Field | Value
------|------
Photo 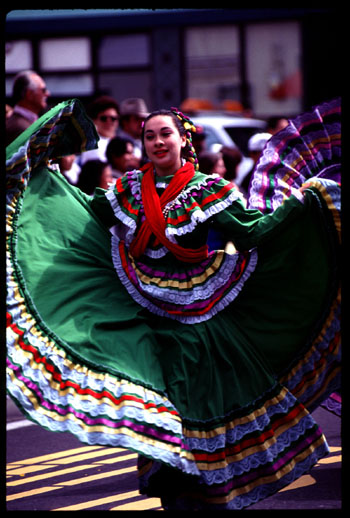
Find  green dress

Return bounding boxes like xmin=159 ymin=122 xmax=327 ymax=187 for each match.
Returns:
xmin=6 ymin=98 xmax=340 ymax=510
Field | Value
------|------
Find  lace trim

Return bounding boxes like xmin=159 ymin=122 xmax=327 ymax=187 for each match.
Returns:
xmin=110 ymin=235 xmax=258 ymax=324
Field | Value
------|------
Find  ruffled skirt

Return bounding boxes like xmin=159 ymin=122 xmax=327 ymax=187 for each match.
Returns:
xmin=6 ymin=98 xmax=341 ymax=510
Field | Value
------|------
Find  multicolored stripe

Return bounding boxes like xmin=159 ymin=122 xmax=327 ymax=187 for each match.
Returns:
xmin=248 ymin=99 xmax=341 ymax=416
xmin=111 ymin=238 xmax=257 ymax=323
xmin=6 ymin=294 xmax=329 ymax=510
xmin=107 ymin=171 xmax=256 ymax=323
xmin=248 ymin=97 xmax=341 ymax=214
xmin=138 ymin=384 xmax=329 ymax=509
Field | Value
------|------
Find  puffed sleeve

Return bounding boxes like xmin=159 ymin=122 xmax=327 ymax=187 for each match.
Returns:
xmin=210 ymin=193 xmax=307 ymax=251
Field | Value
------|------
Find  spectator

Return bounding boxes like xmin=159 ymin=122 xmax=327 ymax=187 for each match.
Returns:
xmin=106 ymin=136 xmax=140 ymax=180
xmin=76 ymin=159 xmax=114 ymax=195
xmin=6 ymin=70 xmax=50 ymax=145
xmin=221 ymin=146 xmax=242 ymax=183
xmin=266 ymin=115 xmax=289 ymax=135
xmin=118 ymin=98 xmax=149 ymax=162
xmin=82 ymin=95 xmax=120 ymax=164
xmin=198 ymin=150 xmax=236 ymax=252
xmin=66 ymin=95 xmax=120 ymax=184
xmin=56 ymin=155 xmax=78 ymax=184
xmin=198 ymin=151 xmax=226 ymax=178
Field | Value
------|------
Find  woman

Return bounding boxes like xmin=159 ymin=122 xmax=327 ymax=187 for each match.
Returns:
xmin=106 ymin=136 xmax=139 ymax=179
xmin=198 ymin=150 xmax=227 ymax=177
xmin=76 ymin=159 xmax=114 ymax=195
xmin=6 ymin=99 xmax=340 ymax=510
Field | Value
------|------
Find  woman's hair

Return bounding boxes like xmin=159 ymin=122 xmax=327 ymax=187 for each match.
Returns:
xmin=141 ymin=108 xmax=199 ymax=170
xmin=86 ymin=95 xmax=120 ymax=120
xmin=197 ymin=151 xmax=222 ymax=175
xmin=106 ymin=136 xmax=133 ymax=162
xmin=76 ymin=159 xmax=109 ymax=195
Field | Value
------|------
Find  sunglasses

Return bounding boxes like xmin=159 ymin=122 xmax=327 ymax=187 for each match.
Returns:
xmin=98 ymin=115 xmax=119 ymax=123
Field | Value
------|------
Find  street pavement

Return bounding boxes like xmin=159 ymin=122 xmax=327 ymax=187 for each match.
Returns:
xmin=6 ymin=397 xmax=342 ymax=511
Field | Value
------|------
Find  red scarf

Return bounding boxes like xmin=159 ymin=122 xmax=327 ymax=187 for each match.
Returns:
xmin=129 ymin=161 xmax=208 ymax=263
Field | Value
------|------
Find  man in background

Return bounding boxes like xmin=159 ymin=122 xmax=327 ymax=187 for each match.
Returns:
xmin=6 ymin=70 xmax=50 ymax=146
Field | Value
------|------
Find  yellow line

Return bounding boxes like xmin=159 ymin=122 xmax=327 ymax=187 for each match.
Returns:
xmin=6 ymin=448 xmax=129 ymax=476
xmin=279 ymin=474 xmax=316 ymax=493
xmin=59 ymin=465 xmax=136 ymax=486
xmin=51 ymin=490 xmax=141 ymax=511
xmin=7 ymin=463 xmax=101 ymax=487
xmin=40 ymin=447 xmax=127 ymax=465
xmin=7 ymin=453 xmax=137 ymax=487
xmin=110 ymin=497 xmax=162 ymax=510
xmin=6 ymin=445 xmax=105 ymax=467
xmin=92 ymin=452 xmax=137 ymax=464
xmin=7 ymin=463 xmax=58 ymax=476
xmin=6 ymin=485 xmax=62 ymax=501
xmin=316 ymin=454 xmax=341 ymax=465
xmin=329 ymin=446 xmax=341 ymax=453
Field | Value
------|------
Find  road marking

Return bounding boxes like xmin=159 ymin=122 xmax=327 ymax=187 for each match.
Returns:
xmin=7 ymin=463 xmax=59 ymax=476
xmin=317 ymin=454 xmax=341 ymax=465
xmin=40 ymin=447 xmax=131 ymax=465
xmin=110 ymin=497 xmax=162 ymax=510
xmin=7 ymin=445 xmax=106 ymax=467
xmin=280 ymin=474 xmax=316 ymax=492
xmin=58 ymin=465 xmax=136 ymax=487
xmin=6 ymin=485 xmax=62 ymax=501
xmin=7 ymin=420 xmax=36 ymax=431
xmin=7 ymin=442 xmax=341 ymax=510
xmin=51 ymin=490 xmax=143 ymax=511
xmin=7 ymin=463 xmax=106 ymax=487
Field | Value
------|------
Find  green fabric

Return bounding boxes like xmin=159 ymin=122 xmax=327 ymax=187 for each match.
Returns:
xmin=15 ymin=165 xmax=334 ymax=421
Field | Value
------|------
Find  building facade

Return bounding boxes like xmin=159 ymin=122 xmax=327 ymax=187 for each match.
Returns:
xmin=5 ymin=8 xmax=340 ymax=118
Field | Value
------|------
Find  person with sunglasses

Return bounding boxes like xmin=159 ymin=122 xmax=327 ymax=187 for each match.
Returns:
xmin=81 ymin=95 xmax=120 ymax=164
xmin=117 ymin=97 xmax=149 ymax=164
xmin=66 ymin=95 xmax=120 ymax=184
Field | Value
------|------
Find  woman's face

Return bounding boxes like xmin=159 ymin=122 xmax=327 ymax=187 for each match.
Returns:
xmin=143 ymin=115 xmax=186 ymax=176
xmin=213 ymin=157 xmax=226 ymax=177
xmin=94 ymin=108 xmax=119 ymax=139
xmin=99 ymin=164 xmax=114 ymax=189
xmin=111 ymin=142 xmax=136 ymax=173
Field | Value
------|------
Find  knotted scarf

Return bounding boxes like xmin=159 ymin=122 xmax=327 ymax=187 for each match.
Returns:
xmin=129 ymin=161 xmax=209 ymax=263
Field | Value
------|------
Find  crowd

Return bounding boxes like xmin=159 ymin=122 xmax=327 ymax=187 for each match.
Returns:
xmin=6 ymin=69 xmax=288 ymax=200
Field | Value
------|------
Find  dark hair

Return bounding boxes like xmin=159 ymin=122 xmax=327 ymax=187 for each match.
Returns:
xmin=141 ymin=109 xmax=198 ymax=169
xmin=106 ymin=136 xmax=133 ymax=162
xmin=86 ymin=95 xmax=119 ymax=120
xmin=197 ymin=151 xmax=222 ymax=175
xmin=221 ymin=146 xmax=242 ymax=181
xmin=76 ymin=160 xmax=109 ymax=195
xmin=12 ymin=70 xmax=37 ymax=104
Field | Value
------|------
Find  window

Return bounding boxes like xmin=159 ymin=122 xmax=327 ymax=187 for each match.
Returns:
xmin=185 ymin=25 xmax=240 ymax=106
xmin=246 ymin=22 xmax=302 ymax=116
xmin=99 ymin=34 xmax=150 ymax=68
xmin=39 ymin=37 xmax=91 ymax=71
xmin=5 ymin=40 xmax=32 ymax=72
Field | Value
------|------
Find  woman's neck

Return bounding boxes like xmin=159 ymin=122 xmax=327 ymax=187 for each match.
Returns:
xmin=153 ymin=158 xmax=183 ymax=177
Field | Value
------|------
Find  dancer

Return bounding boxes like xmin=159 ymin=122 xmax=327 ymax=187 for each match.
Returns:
xmin=6 ymin=98 xmax=340 ymax=510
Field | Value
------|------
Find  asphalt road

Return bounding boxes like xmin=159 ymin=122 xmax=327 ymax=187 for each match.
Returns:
xmin=6 ymin=397 xmax=341 ymax=511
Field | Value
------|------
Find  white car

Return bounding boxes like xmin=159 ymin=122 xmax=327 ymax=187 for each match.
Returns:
xmin=191 ymin=113 xmax=267 ymax=185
